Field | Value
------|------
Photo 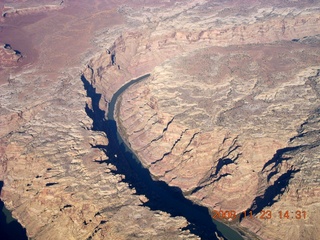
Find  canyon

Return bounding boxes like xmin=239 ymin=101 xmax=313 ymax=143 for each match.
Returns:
xmin=1 ymin=0 xmax=320 ymax=239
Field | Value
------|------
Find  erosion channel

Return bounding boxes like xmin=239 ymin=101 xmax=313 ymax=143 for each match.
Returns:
xmin=81 ymin=73 xmax=244 ymax=240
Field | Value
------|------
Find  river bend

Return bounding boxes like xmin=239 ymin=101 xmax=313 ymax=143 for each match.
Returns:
xmin=81 ymin=74 xmax=244 ymax=240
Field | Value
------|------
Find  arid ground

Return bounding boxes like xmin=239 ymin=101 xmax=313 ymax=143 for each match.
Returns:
xmin=1 ymin=1 xmax=320 ymax=239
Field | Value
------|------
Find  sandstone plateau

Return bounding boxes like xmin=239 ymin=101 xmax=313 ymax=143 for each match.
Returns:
xmin=1 ymin=0 xmax=320 ymax=240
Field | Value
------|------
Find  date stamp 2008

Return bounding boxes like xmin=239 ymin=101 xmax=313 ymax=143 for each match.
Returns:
xmin=211 ymin=209 xmax=307 ymax=220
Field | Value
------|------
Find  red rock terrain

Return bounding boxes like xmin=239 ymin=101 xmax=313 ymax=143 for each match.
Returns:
xmin=1 ymin=0 xmax=320 ymax=239
xmin=117 ymin=43 xmax=320 ymax=239
xmin=0 ymin=1 xmax=200 ymax=239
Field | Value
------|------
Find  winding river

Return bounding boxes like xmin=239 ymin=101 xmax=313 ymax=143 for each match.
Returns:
xmin=82 ymin=73 xmax=244 ymax=240
xmin=0 ymin=73 xmax=245 ymax=240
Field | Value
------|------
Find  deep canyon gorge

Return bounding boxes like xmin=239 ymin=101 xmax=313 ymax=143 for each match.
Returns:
xmin=1 ymin=0 xmax=320 ymax=239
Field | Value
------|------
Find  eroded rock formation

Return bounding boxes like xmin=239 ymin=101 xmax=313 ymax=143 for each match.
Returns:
xmin=117 ymin=42 xmax=320 ymax=239
xmin=0 ymin=43 xmax=22 ymax=68
xmin=85 ymin=1 xmax=320 ymax=239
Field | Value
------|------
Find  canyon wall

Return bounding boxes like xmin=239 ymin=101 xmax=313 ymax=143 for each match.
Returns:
xmin=0 ymin=1 xmax=201 ymax=239
xmin=85 ymin=1 xmax=320 ymax=239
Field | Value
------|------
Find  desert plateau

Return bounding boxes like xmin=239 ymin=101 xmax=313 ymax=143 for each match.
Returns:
xmin=0 ymin=0 xmax=320 ymax=240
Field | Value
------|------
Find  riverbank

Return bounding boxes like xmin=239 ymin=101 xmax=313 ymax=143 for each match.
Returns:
xmin=108 ymin=74 xmax=245 ymax=240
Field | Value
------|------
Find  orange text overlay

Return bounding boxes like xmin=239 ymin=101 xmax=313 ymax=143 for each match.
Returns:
xmin=212 ymin=210 xmax=307 ymax=220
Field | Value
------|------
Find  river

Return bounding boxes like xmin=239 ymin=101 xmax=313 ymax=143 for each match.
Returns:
xmin=0 ymin=182 xmax=27 ymax=240
xmin=0 ymin=73 xmax=244 ymax=240
xmin=81 ymin=73 xmax=245 ymax=240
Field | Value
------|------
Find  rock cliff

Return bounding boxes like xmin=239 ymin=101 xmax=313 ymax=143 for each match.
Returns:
xmin=0 ymin=43 xmax=22 ymax=68
xmin=117 ymin=42 xmax=320 ymax=239
xmin=85 ymin=1 xmax=320 ymax=239
xmin=0 ymin=1 xmax=201 ymax=239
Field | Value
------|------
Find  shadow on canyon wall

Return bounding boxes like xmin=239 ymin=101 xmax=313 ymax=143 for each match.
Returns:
xmin=240 ymin=146 xmax=301 ymax=221
xmin=81 ymin=74 xmax=245 ymax=240
xmin=0 ymin=181 xmax=28 ymax=240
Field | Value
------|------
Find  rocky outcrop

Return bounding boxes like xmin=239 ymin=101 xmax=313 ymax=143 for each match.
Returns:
xmin=0 ymin=43 xmax=22 ymax=68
